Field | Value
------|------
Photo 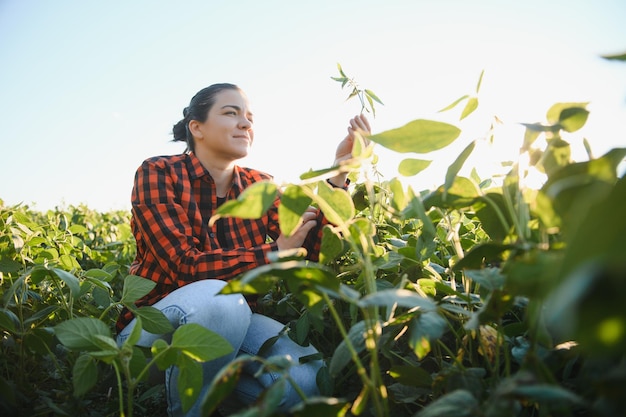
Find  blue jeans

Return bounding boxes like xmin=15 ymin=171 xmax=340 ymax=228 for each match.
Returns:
xmin=117 ymin=279 xmax=322 ymax=417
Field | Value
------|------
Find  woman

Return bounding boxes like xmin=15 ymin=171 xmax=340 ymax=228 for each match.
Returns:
xmin=116 ymin=83 xmax=370 ymax=416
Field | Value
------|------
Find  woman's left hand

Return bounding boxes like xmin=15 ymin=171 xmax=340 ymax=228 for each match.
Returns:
xmin=327 ymin=114 xmax=371 ymax=188
xmin=334 ymin=114 xmax=371 ymax=164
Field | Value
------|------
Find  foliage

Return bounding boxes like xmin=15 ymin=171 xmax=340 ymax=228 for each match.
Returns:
xmin=2 ymin=66 xmax=626 ymax=417
xmin=207 ymin=68 xmax=626 ymax=417
xmin=0 ymin=205 xmax=231 ymax=416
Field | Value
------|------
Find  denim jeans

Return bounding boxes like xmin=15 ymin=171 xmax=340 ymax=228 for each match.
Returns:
xmin=116 ymin=279 xmax=322 ymax=417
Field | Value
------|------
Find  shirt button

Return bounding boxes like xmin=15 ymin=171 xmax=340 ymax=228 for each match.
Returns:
xmin=209 ymin=233 xmax=215 ymax=238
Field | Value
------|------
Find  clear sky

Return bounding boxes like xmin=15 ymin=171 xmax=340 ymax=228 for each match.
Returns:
xmin=1 ymin=0 xmax=625 ymax=212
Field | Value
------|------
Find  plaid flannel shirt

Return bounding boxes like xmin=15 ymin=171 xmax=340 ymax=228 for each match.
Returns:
xmin=116 ymin=152 xmax=326 ymax=332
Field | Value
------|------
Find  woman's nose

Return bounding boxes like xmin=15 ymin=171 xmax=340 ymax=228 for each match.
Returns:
xmin=239 ymin=117 xmax=252 ymax=129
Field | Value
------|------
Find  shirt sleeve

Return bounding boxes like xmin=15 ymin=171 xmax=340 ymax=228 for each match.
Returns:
xmin=131 ymin=159 xmax=278 ymax=287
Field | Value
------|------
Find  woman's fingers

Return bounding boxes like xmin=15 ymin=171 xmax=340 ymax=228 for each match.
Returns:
xmin=347 ymin=114 xmax=371 ymax=137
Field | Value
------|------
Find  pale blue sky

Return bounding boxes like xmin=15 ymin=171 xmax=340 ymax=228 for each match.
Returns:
xmin=1 ymin=0 xmax=625 ymax=211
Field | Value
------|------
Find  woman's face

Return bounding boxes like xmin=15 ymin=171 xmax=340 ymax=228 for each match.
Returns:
xmin=190 ymin=88 xmax=254 ymax=164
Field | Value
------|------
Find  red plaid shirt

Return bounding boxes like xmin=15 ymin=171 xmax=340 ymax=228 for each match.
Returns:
xmin=116 ymin=152 xmax=325 ymax=332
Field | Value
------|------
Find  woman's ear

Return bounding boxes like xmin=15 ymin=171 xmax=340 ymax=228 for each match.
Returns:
xmin=187 ymin=120 xmax=201 ymax=140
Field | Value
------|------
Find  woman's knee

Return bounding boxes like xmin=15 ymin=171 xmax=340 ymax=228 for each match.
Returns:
xmin=162 ymin=280 xmax=252 ymax=348
xmin=155 ymin=280 xmax=248 ymax=319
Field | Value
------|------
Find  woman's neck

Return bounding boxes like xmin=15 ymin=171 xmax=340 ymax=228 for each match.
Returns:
xmin=212 ymin=167 xmax=234 ymax=198
xmin=194 ymin=152 xmax=235 ymax=198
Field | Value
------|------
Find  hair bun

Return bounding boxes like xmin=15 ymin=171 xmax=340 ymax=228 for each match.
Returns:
xmin=183 ymin=107 xmax=189 ymax=118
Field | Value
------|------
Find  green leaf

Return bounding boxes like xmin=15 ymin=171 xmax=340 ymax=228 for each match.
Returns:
xmin=348 ymin=217 xmax=375 ymax=247
xmin=0 ymin=308 xmax=18 ymax=333
xmin=389 ymin=178 xmax=408 ymax=211
xmin=438 ymin=95 xmax=469 ymax=113
xmin=329 ymin=321 xmax=368 ymax=376
xmin=364 ymin=89 xmax=383 ymax=105
xmin=465 ymin=268 xmax=505 ymax=291
xmin=54 ymin=317 xmax=112 ymax=351
xmin=23 ymin=328 xmax=55 ymax=356
xmin=233 ymin=261 xmax=340 ymax=295
xmin=522 ymin=126 xmax=542 ymax=151
xmin=505 ymin=249 xmax=561 ymax=298
xmin=474 ymin=193 xmax=511 ymax=241
xmin=558 ymin=107 xmax=589 ymax=133
xmin=219 ymin=276 xmax=274 ymax=296
xmin=319 ymin=226 xmax=344 ymax=264
xmin=542 ymin=148 xmax=626 ymax=231
xmin=404 ymin=190 xmax=437 ymax=243
xmin=295 ymin=312 xmax=310 ymax=345
xmin=200 ymin=358 xmax=247 ymax=416
xmin=409 ymin=311 xmax=447 ymax=358
xmin=209 ymin=180 xmax=278 ymax=227
xmin=84 ymin=268 xmax=113 ymax=282
xmin=266 ymin=247 xmax=308 ymax=263
xmin=135 ymin=306 xmax=174 ymax=334
xmin=444 ymin=141 xmax=476 ymax=192
xmin=50 ymin=267 xmax=80 ymax=298
xmin=152 ymin=339 xmax=178 ymax=370
xmin=533 ymin=190 xmax=560 ymax=230
xmin=369 ymin=119 xmax=461 ymax=154
xmin=423 ymin=177 xmax=480 ymax=210
xmin=546 ymin=102 xmax=588 ymax=125
xmin=511 ymin=384 xmax=584 ymax=405
xmin=398 ymin=158 xmax=432 ymax=176
xmin=460 ymin=97 xmax=478 ymax=120
xmin=475 ymin=69 xmax=485 ymax=93
xmin=315 ymin=366 xmax=333 ymax=397
xmin=299 ymin=166 xmax=342 ymax=181
xmin=178 ymin=354 xmax=203 ymax=413
xmin=358 ymin=289 xmax=437 ymax=311
xmin=121 ymin=275 xmax=156 ymax=304
xmin=124 ymin=316 xmax=144 ymax=347
xmin=72 ymin=354 xmax=98 ymax=397
xmin=91 ymin=334 xmax=119 ymax=351
xmin=91 ymin=285 xmax=112 ymax=307
xmin=314 ymin=181 xmax=355 ymax=225
xmin=542 ymin=138 xmax=571 ymax=175
xmin=279 ymin=185 xmax=312 ymax=237
xmin=602 ymin=52 xmax=626 ymax=61
xmin=0 ymin=258 xmax=22 ymax=273
xmin=257 ymin=378 xmax=286 ymax=413
xmin=388 ymin=365 xmax=433 ymax=388
xmin=416 ymin=389 xmax=478 ymax=417
xmin=290 ymin=397 xmax=350 ymax=417
xmin=171 ymin=323 xmax=233 ymax=362
xmin=559 ymin=173 xmax=626 ymax=280
xmin=453 ymin=243 xmax=515 ymax=271
xmin=59 ymin=254 xmax=80 ymax=271
xmin=128 ymin=346 xmax=148 ymax=382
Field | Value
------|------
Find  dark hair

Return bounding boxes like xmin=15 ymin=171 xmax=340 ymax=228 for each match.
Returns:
xmin=172 ymin=83 xmax=241 ymax=152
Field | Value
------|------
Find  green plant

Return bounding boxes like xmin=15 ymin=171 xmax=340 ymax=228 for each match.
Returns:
xmin=2 ymin=62 xmax=625 ymax=417
xmin=204 ymin=68 xmax=626 ymax=417
xmin=54 ymin=274 xmax=233 ymax=417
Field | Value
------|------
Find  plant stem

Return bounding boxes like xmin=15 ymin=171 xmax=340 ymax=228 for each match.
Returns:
xmin=322 ymin=291 xmax=385 ymax=416
xmin=363 ymin=308 xmax=389 ymax=417
xmin=112 ymin=360 xmax=127 ymax=417
xmin=322 ymin=292 xmax=368 ymax=380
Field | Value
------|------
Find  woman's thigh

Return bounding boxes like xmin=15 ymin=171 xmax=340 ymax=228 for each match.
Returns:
xmin=117 ymin=279 xmax=252 ymax=350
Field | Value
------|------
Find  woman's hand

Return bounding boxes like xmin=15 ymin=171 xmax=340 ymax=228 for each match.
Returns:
xmin=328 ymin=114 xmax=371 ymax=187
xmin=334 ymin=114 xmax=371 ymax=163
xmin=275 ymin=207 xmax=319 ymax=251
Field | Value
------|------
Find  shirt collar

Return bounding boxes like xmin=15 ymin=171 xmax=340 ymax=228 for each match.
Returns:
xmin=186 ymin=152 xmax=244 ymax=191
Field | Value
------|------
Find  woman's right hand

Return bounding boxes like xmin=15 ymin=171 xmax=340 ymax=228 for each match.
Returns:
xmin=275 ymin=207 xmax=318 ymax=250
